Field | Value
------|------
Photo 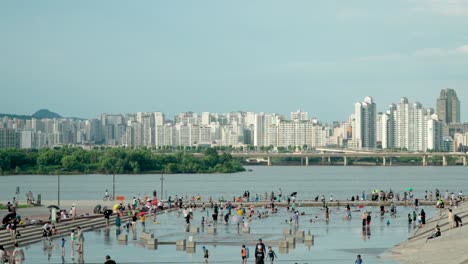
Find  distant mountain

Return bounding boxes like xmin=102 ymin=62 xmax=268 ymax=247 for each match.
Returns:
xmin=0 ymin=110 xmax=84 ymax=120
xmin=31 ymin=109 xmax=62 ymax=119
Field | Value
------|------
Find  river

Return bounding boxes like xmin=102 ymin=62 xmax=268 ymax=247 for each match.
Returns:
xmin=1 ymin=166 xmax=466 ymax=263
xmin=1 ymin=166 xmax=467 ymax=202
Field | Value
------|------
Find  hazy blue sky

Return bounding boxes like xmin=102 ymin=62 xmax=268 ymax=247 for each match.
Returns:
xmin=1 ymin=0 xmax=468 ymax=122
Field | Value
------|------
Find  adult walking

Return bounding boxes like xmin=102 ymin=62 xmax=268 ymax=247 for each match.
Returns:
xmin=421 ymin=209 xmax=426 ymax=225
xmin=77 ymin=226 xmax=85 ymax=254
xmin=256 ymin=239 xmax=266 ymax=255
xmin=255 ymin=244 xmax=265 ymax=264
xmin=454 ymin=214 xmax=463 ymax=227
xmin=361 ymin=211 xmax=367 ymax=227
xmin=115 ymin=214 xmax=121 ymax=230
xmin=71 ymin=204 xmax=77 ymax=221
xmin=131 ymin=213 xmax=138 ymax=235
xmin=202 ymin=246 xmax=209 ymax=264
xmin=140 ymin=213 xmax=146 ymax=231
xmin=448 ymin=209 xmax=454 ymax=228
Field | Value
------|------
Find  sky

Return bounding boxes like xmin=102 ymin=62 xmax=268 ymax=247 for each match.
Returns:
xmin=1 ymin=0 xmax=468 ymax=122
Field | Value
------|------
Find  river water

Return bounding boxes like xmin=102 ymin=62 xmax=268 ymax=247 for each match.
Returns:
xmin=1 ymin=166 xmax=467 ymax=202
xmin=1 ymin=166 xmax=466 ymax=263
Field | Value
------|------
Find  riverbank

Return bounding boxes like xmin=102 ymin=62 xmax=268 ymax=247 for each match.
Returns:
xmin=384 ymin=201 xmax=468 ymax=264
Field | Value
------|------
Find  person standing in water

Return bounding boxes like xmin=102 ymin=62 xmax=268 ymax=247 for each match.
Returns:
xmin=241 ymin=245 xmax=248 ymax=264
xmin=267 ymin=246 xmax=277 ymax=263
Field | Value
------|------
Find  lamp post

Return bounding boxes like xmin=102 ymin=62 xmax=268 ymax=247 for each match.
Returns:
xmin=57 ymin=171 xmax=60 ymax=206
xmin=160 ymin=170 xmax=164 ymax=200
xmin=113 ymin=171 xmax=116 ymax=200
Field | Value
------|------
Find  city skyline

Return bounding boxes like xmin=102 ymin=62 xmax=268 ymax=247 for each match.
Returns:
xmin=1 ymin=1 xmax=468 ymax=121
xmin=1 ymin=89 xmax=462 ymax=125
xmin=1 ymin=88 xmax=467 ymax=152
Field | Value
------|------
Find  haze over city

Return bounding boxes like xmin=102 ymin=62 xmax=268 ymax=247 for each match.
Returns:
xmin=1 ymin=0 xmax=468 ymax=122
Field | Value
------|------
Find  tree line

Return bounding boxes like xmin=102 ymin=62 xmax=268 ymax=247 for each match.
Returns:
xmin=0 ymin=147 xmax=245 ymax=175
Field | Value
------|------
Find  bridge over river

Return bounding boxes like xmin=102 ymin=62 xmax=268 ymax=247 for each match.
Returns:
xmin=224 ymin=152 xmax=468 ymax=166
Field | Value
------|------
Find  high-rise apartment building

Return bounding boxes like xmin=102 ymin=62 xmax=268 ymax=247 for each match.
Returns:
xmin=0 ymin=128 xmax=20 ymax=148
xmin=437 ymin=88 xmax=460 ymax=124
xmin=352 ymin=96 xmax=377 ymax=149
xmin=395 ymin=97 xmax=410 ymax=149
xmin=291 ymin=110 xmax=308 ymax=121
xmin=254 ymin=113 xmax=279 ymax=147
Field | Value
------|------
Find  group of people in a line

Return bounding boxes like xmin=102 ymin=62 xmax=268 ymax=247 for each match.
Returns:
xmin=241 ymin=239 xmax=278 ymax=264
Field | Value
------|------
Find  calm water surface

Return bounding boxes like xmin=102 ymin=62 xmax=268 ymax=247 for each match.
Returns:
xmin=0 ymin=166 xmax=466 ymax=263
xmin=1 ymin=166 xmax=467 ymax=201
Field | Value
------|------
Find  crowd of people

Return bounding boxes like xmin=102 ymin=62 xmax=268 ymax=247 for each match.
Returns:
xmin=1 ymin=187 xmax=466 ymax=263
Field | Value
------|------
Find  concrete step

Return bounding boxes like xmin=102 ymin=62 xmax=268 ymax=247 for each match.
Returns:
xmin=0 ymin=215 xmax=133 ymax=247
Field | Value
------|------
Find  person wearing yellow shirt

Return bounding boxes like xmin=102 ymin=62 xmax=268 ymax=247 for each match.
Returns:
xmin=140 ymin=214 xmax=146 ymax=231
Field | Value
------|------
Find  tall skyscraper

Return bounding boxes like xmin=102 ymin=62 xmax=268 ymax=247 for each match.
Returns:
xmin=437 ymin=88 xmax=460 ymax=124
xmin=352 ymin=96 xmax=377 ymax=149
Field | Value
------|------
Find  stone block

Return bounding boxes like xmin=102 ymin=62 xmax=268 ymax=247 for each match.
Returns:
xmin=283 ymin=229 xmax=292 ymax=235
xmin=140 ymin=232 xmax=154 ymax=240
xmin=186 ymin=241 xmax=196 ymax=248
xmin=279 ymin=247 xmax=289 ymax=254
xmin=147 ymin=244 xmax=158 ymax=250
xmin=118 ymin=234 xmax=128 ymax=241
xmin=190 ymin=227 xmax=200 ymax=233
xmin=278 ymin=241 xmax=289 ymax=248
xmin=147 ymin=238 xmax=158 ymax=245
xmin=304 ymin=235 xmax=314 ymax=242
xmin=176 ymin=245 xmax=185 ymax=251
xmin=186 ymin=247 xmax=196 ymax=254
xmin=208 ymin=227 xmax=217 ymax=234
xmin=176 ymin=239 xmax=186 ymax=247
xmin=295 ymin=230 xmax=305 ymax=238
xmin=241 ymin=227 xmax=250 ymax=233
xmin=286 ymin=236 xmax=296 ymax=245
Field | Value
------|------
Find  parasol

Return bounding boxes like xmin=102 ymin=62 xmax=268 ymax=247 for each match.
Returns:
xmin=137 ymin=212 xmax=146 ymax=217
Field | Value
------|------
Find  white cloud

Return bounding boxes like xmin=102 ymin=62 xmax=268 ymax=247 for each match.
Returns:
xmin=413 ymin=45 xmax=468 ymax=56
xmin=456 ymin=45 xmax=468 ymax=53
xmin=413 ymin=48 xmax=449 ymax=57
xmin=412 ymin=0 xmax=468 ymax=16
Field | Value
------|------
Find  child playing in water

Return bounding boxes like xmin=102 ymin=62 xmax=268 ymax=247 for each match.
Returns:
xmin=267 ymin=246 xmax=277 ymax=263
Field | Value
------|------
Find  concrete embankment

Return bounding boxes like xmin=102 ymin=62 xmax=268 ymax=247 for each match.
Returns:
xmin=188 ymin=199 xmax=436 ymax=208
xmin=0 ymin=206 xmax=177 ymax=250
xmin=0 ymin=214 xmax=132 ymax=249
xmin=384 ymin=201 xmax=468 ymax=264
